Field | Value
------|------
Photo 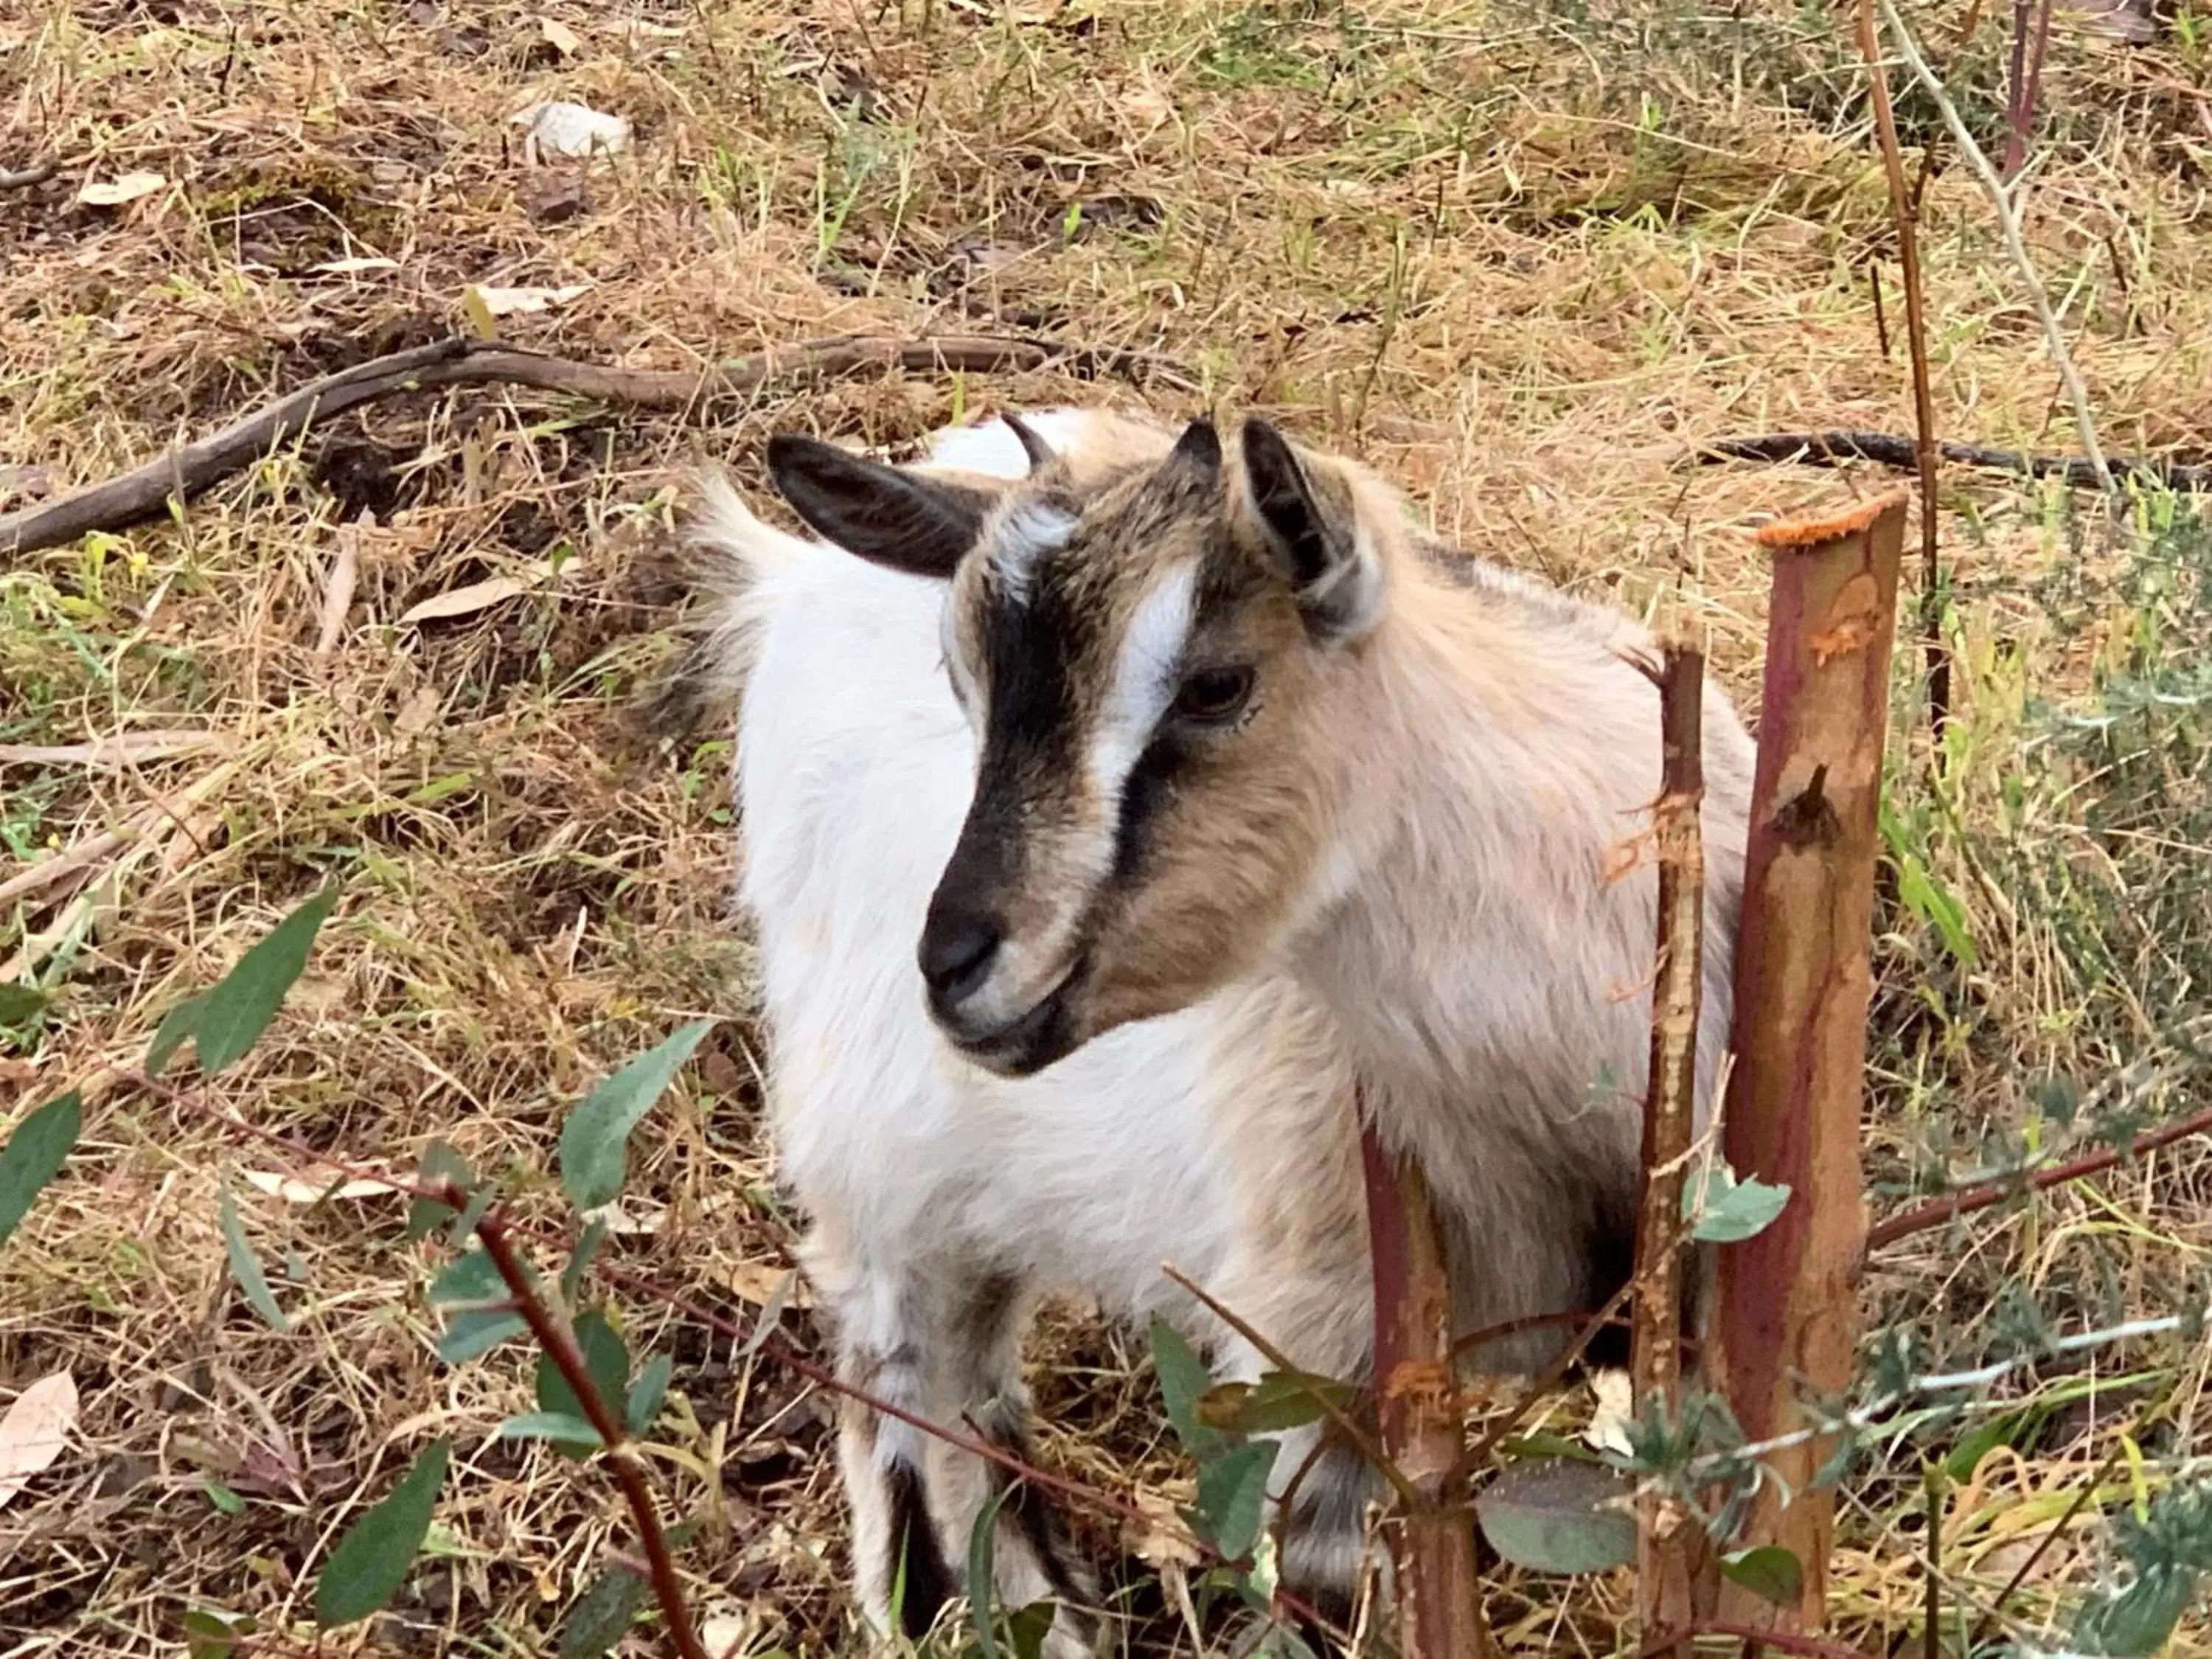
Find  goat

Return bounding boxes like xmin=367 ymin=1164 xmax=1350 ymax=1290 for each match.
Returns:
xmin=665 ymin=405 xmax=1756 ymax=1655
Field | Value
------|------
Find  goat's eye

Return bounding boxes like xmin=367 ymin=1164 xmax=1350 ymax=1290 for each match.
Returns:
xmin=1172 ymin=665 xmax=1256 ymax=724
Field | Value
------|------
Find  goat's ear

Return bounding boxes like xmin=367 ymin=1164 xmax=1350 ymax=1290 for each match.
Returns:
xmin=1237 ymin=418 xmax=1385 ymax=644
xmin=765 ymin=434 xmax=990 ymax=580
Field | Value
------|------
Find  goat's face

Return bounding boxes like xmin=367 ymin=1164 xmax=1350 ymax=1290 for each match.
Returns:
xmin=765 ymin=414 xmax=1388 ymax=1076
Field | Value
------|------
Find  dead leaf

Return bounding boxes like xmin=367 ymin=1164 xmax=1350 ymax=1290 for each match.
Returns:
xmin=76 ymin=171 xmax=166 ymax=206
xmin=700 ymin=1608 xmax=756 ymax=1658
xmin=509 ymin=100 xmax=631 ymax=161
xmin=722 ymin=1260 xmax=814 ymax=1310
xmin=466 ymin=282 xmax=591 ymax=317
xmin=539 ymin=15 xmax=581 ymax=53
xmin=1582 ymin=1367 xmax=1635 ymax=1457
xmin=240 ymin=1169 xmax=398 ymax=1203
xmin=399 ymin=574 xmax=529 ymax=625
xmin=1124 ymin=1483 xmax=1204 ymax=1570
xmin=307 ymin=255 xmax=401 ymax=276
xmin=0 ymin=1371 xmax=79 ymax=1512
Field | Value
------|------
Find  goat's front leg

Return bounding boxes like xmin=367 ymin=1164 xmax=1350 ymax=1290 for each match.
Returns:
xmin=810 ymin=1235 xmax=1097 ymax=1656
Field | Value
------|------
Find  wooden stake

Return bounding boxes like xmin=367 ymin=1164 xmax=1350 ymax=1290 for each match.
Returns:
xmin=1632 ymin=641 xmax=1709 ymax=1649
xmin=1360 ymin=1100 xmax=1499 ymax=1659
xmin=1703 ymin=490 xmax=1907 ymax=1630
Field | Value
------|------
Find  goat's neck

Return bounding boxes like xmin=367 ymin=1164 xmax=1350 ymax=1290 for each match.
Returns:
xmin=1287 ymin=579 xmax=1641 ymax=1105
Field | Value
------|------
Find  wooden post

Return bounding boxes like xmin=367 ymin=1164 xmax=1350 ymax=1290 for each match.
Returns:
xmin=1703 ymin=488 xmax=1908 ymax=1629
xmin=1632 ymin=642 xmax=1709 ymax=1648
xmin=1360 ymin=1099 xmax=1500 ymax=1659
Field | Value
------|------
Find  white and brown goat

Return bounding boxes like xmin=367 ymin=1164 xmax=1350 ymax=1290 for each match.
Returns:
xmin=664 ymin=406 xmax=1756 ymax=1654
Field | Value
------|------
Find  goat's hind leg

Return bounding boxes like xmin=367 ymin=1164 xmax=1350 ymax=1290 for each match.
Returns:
xmin=817 ymin=1242 xmax=1097 ymax=1655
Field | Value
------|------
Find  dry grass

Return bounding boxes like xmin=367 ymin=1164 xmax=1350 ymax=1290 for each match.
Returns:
xmin=4 ymin=0 xmax=2211 ymax=1654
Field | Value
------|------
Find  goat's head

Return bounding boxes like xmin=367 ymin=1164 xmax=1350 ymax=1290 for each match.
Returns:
xmin=764 ymin=413 xmax=1393 ymax=1076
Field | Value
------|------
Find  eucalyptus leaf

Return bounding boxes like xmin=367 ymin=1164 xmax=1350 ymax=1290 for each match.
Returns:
xmin=1473 ymin=1458 xmax=1636 ymax=1576
xmin=437 ymin=1308 xmax=526 ymax=1365
xmin=625 ymin=1353 xmax=672 ymax=1438
xmin=494 ymin=1411 xmax=603 ymax=1449
xmin=313 ymin=1440 xmax=450 ymax=1626
xmin=1195 ymin=1370 xmax=1354 ymax=1436
xmin=557 ymin=1019 xmax=714 ymax=1213
xmin=1190 ymin=1441 xmax=1276 ymax=1562
xmin=406 ymin=1141 xmax=474 ymax=1241
xmin=535 ymin=1309 xmax=628 ymax=1433
xmin=1682 ymin=1163 xmax=1792 ymax=1243
xmin=1720 ymin=1545 xmax=1804 ymax=1607
xmin=1149 ymin=1315 xmax=1227 ymax=1460
xmin=162 ymin=888 xmax=341 ymax=1076
xmin=559 ymin=1566 xmax=646 ymax=1659
xmin=0 ymin=1090 xmax=80 ymax=1253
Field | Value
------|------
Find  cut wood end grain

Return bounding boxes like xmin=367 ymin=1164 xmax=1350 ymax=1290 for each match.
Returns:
xmin=1751 ymin=486 xmax=1911 ymax=549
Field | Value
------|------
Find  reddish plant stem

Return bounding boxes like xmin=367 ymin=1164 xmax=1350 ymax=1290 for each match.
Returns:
xmin=1632 ymin=642 xmax=1708 ymax=1648
xmin=1865 ymin=1102 xmax=2212 ymax=1250
xmin=1855 ymin=0 xmax=1949 ymax=739
xmin=446 ymin=1183 xmax=712 ymax=1659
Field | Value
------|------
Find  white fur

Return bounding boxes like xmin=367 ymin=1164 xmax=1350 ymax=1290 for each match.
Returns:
xmin=721 ymin=411 xmax=1366 ymax=1655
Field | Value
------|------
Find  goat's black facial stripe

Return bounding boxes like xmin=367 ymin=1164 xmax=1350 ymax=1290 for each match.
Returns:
xmin=1110 ymin=734 xmax=1183 ymax=884
xmin=884 ymin=1460 xmax=957 ymax=1638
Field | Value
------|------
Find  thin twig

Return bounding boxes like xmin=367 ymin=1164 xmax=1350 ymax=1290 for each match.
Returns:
xmin=0 ymin=331 xmax=1190 ymax=558
xmin=1865 ymin=1100 xmax=2212 ymax=1250
xmin=445 ymin=1184 xmax=711 ymax=1659
xmin=1874 ymin=0 xmax=2121 ymax=502
xmin=1854 ymin=0 xmax=1950 ymax=733
xmin=1924 ymin=1462 xmax=1944 ymax=1659
xmin=1157 ymin=1261 xmax=1422 ymax=1508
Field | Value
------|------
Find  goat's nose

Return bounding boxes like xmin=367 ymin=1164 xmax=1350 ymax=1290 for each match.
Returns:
xmin=920 ymin=912 xmax=1004 ymax=1008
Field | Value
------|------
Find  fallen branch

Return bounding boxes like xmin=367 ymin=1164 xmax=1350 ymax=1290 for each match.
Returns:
xmin=0 ymin=331 xmax=1187 ymax=558
xmin=1865 ymin=1101 xmax=2212 ymax=1251
xmin=1678 ymin=431 xmax=2208 ymax=493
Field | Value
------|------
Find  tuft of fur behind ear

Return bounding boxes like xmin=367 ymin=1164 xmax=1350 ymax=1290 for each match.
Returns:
xmin=641 ymin=466 xmax=812 ymax=742
xmin=765 ymin=434 xmax=991 ymax=580
xmin=1236 ymin=419 xmax=1389 ymax=644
